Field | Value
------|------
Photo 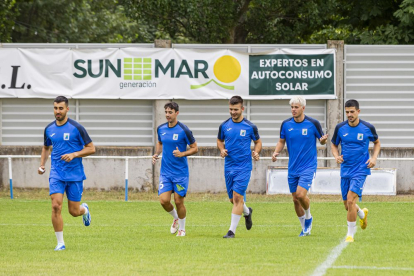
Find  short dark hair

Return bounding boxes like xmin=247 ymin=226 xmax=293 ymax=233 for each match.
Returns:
xmin=345 ymin=99 xmax=359 ymax=110
xmin=164 ymin=102 xmax=179 ymax=112
xmin=229 ymin=95 xmax=243 ymax=106
xmin=54 ymin=96 xmax=69 ymax=106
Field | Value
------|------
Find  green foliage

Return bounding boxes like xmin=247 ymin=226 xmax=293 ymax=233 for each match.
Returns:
xmin=9 ymin=0 xmax=151 ymax=43
xmin=0 ymin=0 xmax=18 ymax=42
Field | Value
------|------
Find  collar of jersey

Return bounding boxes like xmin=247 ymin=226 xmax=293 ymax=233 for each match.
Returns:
xmin=231 ymin=117 xmax=245 ymax=124
xmin=55 ymin=118 xmax=70 ymax=127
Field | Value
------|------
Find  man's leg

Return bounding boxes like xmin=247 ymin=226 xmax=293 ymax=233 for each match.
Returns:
xmin=289 ymin=176 xmax=306 ymax=235
xmin=51 ymin=193 xmax=65 ymax=250
xmin=346 ymin=191 xmax=359 ymax=241
xmin=226 ymin=191 xmax=244 ymax=236
xmin=160 ymin=190 xmax=179 ymax=234
xmin=174 ymin=192 xmax=186 ymax=236
xmin=296 ymin=186 xmax=313 ymax=235
xmin=67 ymin=181 xmax=90 ymax=226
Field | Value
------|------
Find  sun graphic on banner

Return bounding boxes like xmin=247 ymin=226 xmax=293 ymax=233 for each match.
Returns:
xmin=191 ymin=55 xmax=241 ymax=90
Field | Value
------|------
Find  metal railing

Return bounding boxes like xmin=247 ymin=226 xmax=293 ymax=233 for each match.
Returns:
xmin=2 ymin=155 xmax=413 ymax=200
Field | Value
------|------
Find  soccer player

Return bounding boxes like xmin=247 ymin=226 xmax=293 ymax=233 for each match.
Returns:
xmin=38 ymin=96 xmax=95 ymax=251
xmin=217 ymin=95 xmax=262 ymax=238
xmin=152 ymin=102 xmax=198 ymax=237
xmin=272 ymin=96 xmax=328 ymax=237
xmin=331 ymin=99 xmax=381 ymax=242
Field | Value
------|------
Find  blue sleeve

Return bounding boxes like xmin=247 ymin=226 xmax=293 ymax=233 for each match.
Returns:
xmin=361 ymin=121 xmax=379 ymax=142
xmin=179 ymin=123 xmax=196 ymax=145
xmin=331 ymin=124 xmax=341 ymax=146
xmin=44 ymin=128 xmax=52 ymax=146
xmin=309 ymin=119 xmax=324 ymax=139
xmin=218 ymin=124 xmax=225 ymax=140
xmin=157 ymin=126 xmax=162 ymax=142
xmin=280 ymin=122 xmax=286 ymax=139
xmin=250 ymin=124 xmax=260 ymax=141
xmin=77 ymin=125 xmax=92 ymax=145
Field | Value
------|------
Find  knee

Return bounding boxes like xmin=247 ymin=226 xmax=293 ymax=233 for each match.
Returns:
xmin=346 ymin=199 xmax=354 ymax=209
xmin=160 ymin=198 xmax=170 ymax=207
xmin=52 ymin=203 xmax=62 ymax=213
xmin=69 ymin=208 xmax=80 ymax=217
xmin=292 ymin=196 xmax=300 ymax=205
xmin=296 ymin=193 xmax=306 ymax=202
xmin=233 ymin=196 xmax=243 ymax=205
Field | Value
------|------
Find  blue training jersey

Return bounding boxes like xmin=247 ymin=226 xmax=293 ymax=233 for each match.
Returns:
xmin=44 ymin=118 xmax=92 ymax=181
xmin=158 ymin=121 xmax=196 ymax=177
xmin=280 ymin=115 xmax=324 ymax=176
xmin=218 ymin=118 xmax=260 ymax=172
xmin=331 ymin=120 xmax=378 ymax=178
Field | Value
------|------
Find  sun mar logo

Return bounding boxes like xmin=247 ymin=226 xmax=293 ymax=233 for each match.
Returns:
xmin=191 ymin=55 xmax=241 ymax=90
xmin=123 ymin=58 xmax=152 ymax=81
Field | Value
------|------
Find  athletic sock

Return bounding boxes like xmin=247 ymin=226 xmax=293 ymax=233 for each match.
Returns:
xmin=298 ymin=215 xmax=306 ymax=229
xmin=55 ymin=231 xmax=64 ymax=244
xmin=356 ymin=207 xmax=365 ymax=219
xmin=81 ymin=205 xmax=88 ymax=215
xmin=304 ymin=207 xmax=312 ymax=220
xmin=178 ymin=217 xmax=186 ymax=231
xmin=229 ymin=214 xmax=242 ymax=234
xmin=168 ymin=208 xmax=179 ymax=220
xmin=347 ymin=221 xmax=357 ymax=238
xmin=243 ymin=203 xmax=250 ymax=216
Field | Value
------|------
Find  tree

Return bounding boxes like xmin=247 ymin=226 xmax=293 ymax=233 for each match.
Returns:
xmin=0 ymin=0 xmax=18 ymax=42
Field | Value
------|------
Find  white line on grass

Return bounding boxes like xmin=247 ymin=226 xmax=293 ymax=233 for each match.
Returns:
xmin=332 ymin=266 xmax=414 ymax=271
xmin=310 ymin=237 xmax=349 ymax=276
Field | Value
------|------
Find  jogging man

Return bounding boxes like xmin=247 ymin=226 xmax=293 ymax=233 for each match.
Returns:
xmin=272 ymin=96 xmax=328 ymax=237
xmin=217 ymin=95 xmax=262 ymax=238
xmin=39 ymin=96 xmax=95 ymax=251
xmin=152 ymin=102 xmax=198 ymax=237
xmin=331 ymin=99 xmax=380 ymax=242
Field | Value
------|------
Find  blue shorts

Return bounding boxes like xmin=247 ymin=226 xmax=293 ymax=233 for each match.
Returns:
xmin=49 ymin=178 xmax=84 ymax=202
xmin=158 ymin=174 xmax=189 ymax=197
xmin=288 ymin=171 xmax=316 ymax=194
xmin=225 ymin=170 xmax=251 ymax=199
xmin=341 ymin=176 xmax=367 ymax=200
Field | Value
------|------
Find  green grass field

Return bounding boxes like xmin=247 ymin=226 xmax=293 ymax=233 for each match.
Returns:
xmin=1 ymin=190 xmax=414 ymax=276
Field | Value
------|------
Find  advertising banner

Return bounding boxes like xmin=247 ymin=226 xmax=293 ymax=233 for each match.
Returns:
xmin=0 ymin=48 xmax=335 ymax=99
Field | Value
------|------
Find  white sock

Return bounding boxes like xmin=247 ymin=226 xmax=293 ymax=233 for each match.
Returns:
xmin=304 ymin=207 xmax=312 ymax=220
xmin=55 ymin=231 xmax=64 ymax=244
xmin=356 ymin=207 xmax=365 ymax=219
xmin=178 ymin=217 xmax=186 ymax=231
xmin=229 ymin=214 xmax=242 ymax=234
xmin=168 ymin=208 xmax=179 ymax=220
xmin=243 ymin=203 xmax=250 ymax=216
xmin=81 ymin=205 xmax=88 ymax=215
xmin=347 ymin=221 xmax=357 ymax=238
xmin=298 ymin=215 xmax=306 ymax=230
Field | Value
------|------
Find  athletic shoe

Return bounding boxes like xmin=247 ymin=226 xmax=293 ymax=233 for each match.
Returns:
xmin=170 ymin=218 xmax=179 ymax=234
xmin=244 ymin=207 xmax=253 ymax=230
xmin=223 ymin=230 xmax=235 ymax=238
xmin=176 ymin=230 xmax=186 ymax=237
xmin=303 ymin=217 xmax=313 ymax=236
xmin=299 ymin=230 xmax=305 ymax=237
xmin=54 ymin=243 xmax=66 ymax=251
xmin=81 ymin=203 xmax=91 ymax=226
xmin=360 ymin=208 xmax=369 ymax=230
xmin=345 ymin=236 xmax=354 ymax=243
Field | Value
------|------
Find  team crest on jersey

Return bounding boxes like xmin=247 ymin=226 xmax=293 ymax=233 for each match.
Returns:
xmin=63 ymin=133 xmax=70 ymax=140
xmin=302 ymin=129 xmax=308 ymax=135
xmin=240 ymin=129 xmax=246 ymax=136
xmin=173 ymin=134 xmax=178 ymax=140
xmin=357 ymin=133 xmax=364 ymax=140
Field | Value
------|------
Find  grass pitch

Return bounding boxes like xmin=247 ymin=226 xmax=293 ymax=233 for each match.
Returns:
xmin=1 ymin=190 xmax=414 ymax=276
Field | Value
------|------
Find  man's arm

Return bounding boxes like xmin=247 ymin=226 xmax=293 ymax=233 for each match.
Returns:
xmin=331 ymin=143 xmax=344 ymax=164
xmin=61 ymin=142 xmax=96 ymax=162
xmin=366 ymin=139 xmax=381 ymax=168
xmin=271 ymin=138 xmax=286 ymax=162
xmin=152 ymin=141 xmax=163 ymax=164
xmin=38 ymin=146 xmax=51 ymax=174
xmin=173 ymin=142 xmax=198 ymax=157
xmin=252 ymin=139 xmax=262 ymax=161
xmin=217 ymin=139 xmax=228 ymax=158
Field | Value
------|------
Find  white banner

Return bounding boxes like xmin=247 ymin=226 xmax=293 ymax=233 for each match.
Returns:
xmin=0 ymin=48 xmax=335 ymax=99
